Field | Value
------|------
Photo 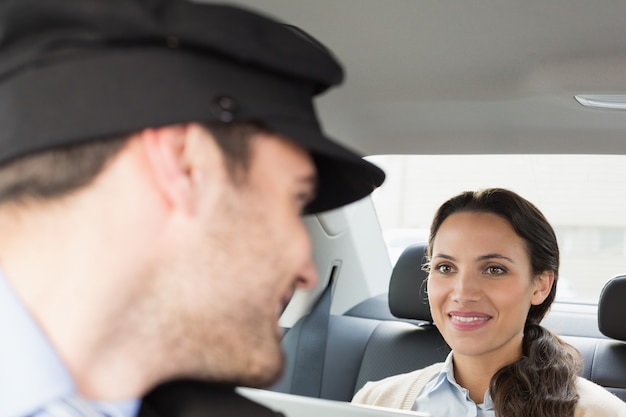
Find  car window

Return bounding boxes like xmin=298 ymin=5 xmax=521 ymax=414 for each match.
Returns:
xmin=367 ymin=154 xmax=626 ymax=304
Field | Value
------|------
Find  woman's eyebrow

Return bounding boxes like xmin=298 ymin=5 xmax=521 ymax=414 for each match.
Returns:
xmin=432 ymin=253 xmax=455 ymax=261
xmin=432 ymin=253 xmax=515 ymax=263
xmin=476 ymin=253 xmax=515 ymax=263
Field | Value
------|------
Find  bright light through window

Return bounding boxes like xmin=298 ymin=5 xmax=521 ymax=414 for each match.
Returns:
xmin=367 ymin=154 xmax=626 ymax=304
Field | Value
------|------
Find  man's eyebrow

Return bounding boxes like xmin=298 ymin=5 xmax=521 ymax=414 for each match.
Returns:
xmin=298 ymin=173 xmax=318 ymax=200
xmin=299 ymin=173 xmax=318 ymax=185
xmin=296 ymin=172 xmax=318 ymax=189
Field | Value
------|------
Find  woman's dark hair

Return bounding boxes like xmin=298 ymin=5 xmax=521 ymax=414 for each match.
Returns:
xmin=427 ymin=188 xmax=581 ymax=417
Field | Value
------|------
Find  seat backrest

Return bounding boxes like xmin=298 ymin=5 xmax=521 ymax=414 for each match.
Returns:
xmin=563 ymin=334 xmax=626 ymax=402
xmin=584 ymin=274 xmax=626 ymax=401
xmin=348 ymin=243 xmax=451 ymax=393
xmin=273 ymin=314 xmax=381 ymax=401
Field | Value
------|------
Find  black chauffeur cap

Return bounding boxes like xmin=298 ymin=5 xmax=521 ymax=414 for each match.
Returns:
xmin=0 ymin=0 xmax=384 ymax=214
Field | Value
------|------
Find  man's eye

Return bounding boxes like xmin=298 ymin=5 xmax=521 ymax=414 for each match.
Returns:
xmin=297 ymin=192 xmax=311 ymax=204
xmin=296 ymin=191 xmax=314 ymax=211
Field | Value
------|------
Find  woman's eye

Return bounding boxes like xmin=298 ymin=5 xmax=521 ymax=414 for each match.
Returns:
xmin=485 ymin=265 xmax=506 ymax=275
xmin=436 ymin=264 xmax=454 ymax=274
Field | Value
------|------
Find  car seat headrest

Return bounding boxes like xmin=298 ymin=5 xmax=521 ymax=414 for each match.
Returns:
xmin=388 ymin=243 xmax=432 ymax=322
xmin=598 ymin=274 xmax=626 ymax=341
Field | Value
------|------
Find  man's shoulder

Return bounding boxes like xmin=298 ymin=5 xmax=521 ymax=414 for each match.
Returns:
xmin=139 ymin=380 xmax=283 ymax=417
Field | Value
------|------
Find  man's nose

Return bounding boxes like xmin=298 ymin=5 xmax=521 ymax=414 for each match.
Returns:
xmin=296 ymin=260 xmax=318 ymax=289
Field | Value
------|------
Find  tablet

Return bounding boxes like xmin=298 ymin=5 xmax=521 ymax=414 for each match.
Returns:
xmin=237 ymin=387 xmax=431 ymax=417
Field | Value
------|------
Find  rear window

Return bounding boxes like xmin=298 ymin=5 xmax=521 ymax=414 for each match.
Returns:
xmin=367 ymin=155 xmax=626 ymax=304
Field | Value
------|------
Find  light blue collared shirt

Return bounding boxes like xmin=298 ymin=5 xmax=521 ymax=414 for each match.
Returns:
xmin=413 ymin=353 xmax=495 ymax=417
xmin=0 ymin=270 xmax=139 ymax=417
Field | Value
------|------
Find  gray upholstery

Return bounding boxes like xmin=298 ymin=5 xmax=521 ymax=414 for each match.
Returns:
xmin=388 ymin=244 xmax=432 ymax=322
xmin=353 ymin=321 xmax=449 ymax=394
xmin=599 ymin=275 xmax=626 ymax=341
xmin=272 ymin=315 xmax=382 ymax=401
xmin=344 ymin=294 xmax=428 ymax=326
xmin=273 ymin=314 xmax=448 ymax=402
xmin=562 ymin=335 xmax=626 ymax=401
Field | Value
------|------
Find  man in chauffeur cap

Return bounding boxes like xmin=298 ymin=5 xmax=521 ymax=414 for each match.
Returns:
xmin=0 ymin=0 xmax=384 ymax=416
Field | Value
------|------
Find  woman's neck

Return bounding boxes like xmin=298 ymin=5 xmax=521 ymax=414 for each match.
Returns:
xmin=452 ymin=342 xmax=524 ymax=404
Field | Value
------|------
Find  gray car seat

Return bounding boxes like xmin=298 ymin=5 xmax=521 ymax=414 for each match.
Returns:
xmin=577 ymin=274 xmax=626 ymax=400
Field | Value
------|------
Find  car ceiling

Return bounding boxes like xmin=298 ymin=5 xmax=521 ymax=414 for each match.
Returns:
xmin=218 ymin=0 xmax=626 ymax=156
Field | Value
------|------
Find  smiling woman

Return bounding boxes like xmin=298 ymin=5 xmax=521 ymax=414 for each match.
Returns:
xmin=422 ymin=189 xmax=571 ymax=416
xmin=353 ymin=188 xmax=626 ymax=417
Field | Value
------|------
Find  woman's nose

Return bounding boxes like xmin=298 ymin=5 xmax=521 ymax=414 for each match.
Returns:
xmin=450 ymin=270 xmax=482 ymax=305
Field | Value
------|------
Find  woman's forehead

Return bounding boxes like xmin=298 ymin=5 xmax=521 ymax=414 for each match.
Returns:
xmin=432 ymin=212 xmax=529 ymax=259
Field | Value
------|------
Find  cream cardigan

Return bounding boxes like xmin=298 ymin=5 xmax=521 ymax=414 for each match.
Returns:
xmin=353 ymin=363 xmax=626 ymax=417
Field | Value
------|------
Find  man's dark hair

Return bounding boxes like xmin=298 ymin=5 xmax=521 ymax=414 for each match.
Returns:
xmin=205 ymin=122 xmax=271 ymax=183
xmin=0 ymin=122 xmax=267 ymax=206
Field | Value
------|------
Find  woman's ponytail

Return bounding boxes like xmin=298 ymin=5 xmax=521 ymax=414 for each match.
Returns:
xmin=490 ymin=323 xmax=581 ymax=417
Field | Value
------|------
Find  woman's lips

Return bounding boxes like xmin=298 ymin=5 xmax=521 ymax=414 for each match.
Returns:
xmin=448 ymin=311 xmax=492 ymax=330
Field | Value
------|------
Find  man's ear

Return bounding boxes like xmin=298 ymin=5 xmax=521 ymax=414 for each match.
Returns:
xmin=138 ymin=124 xmax=194 ymax=214
xmin=531 ymin=270 xmax=555 ymax=305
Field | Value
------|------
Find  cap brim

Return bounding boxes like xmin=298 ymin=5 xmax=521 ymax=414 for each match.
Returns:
xmin=266 ymin=120 xmax=385 ymax=214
